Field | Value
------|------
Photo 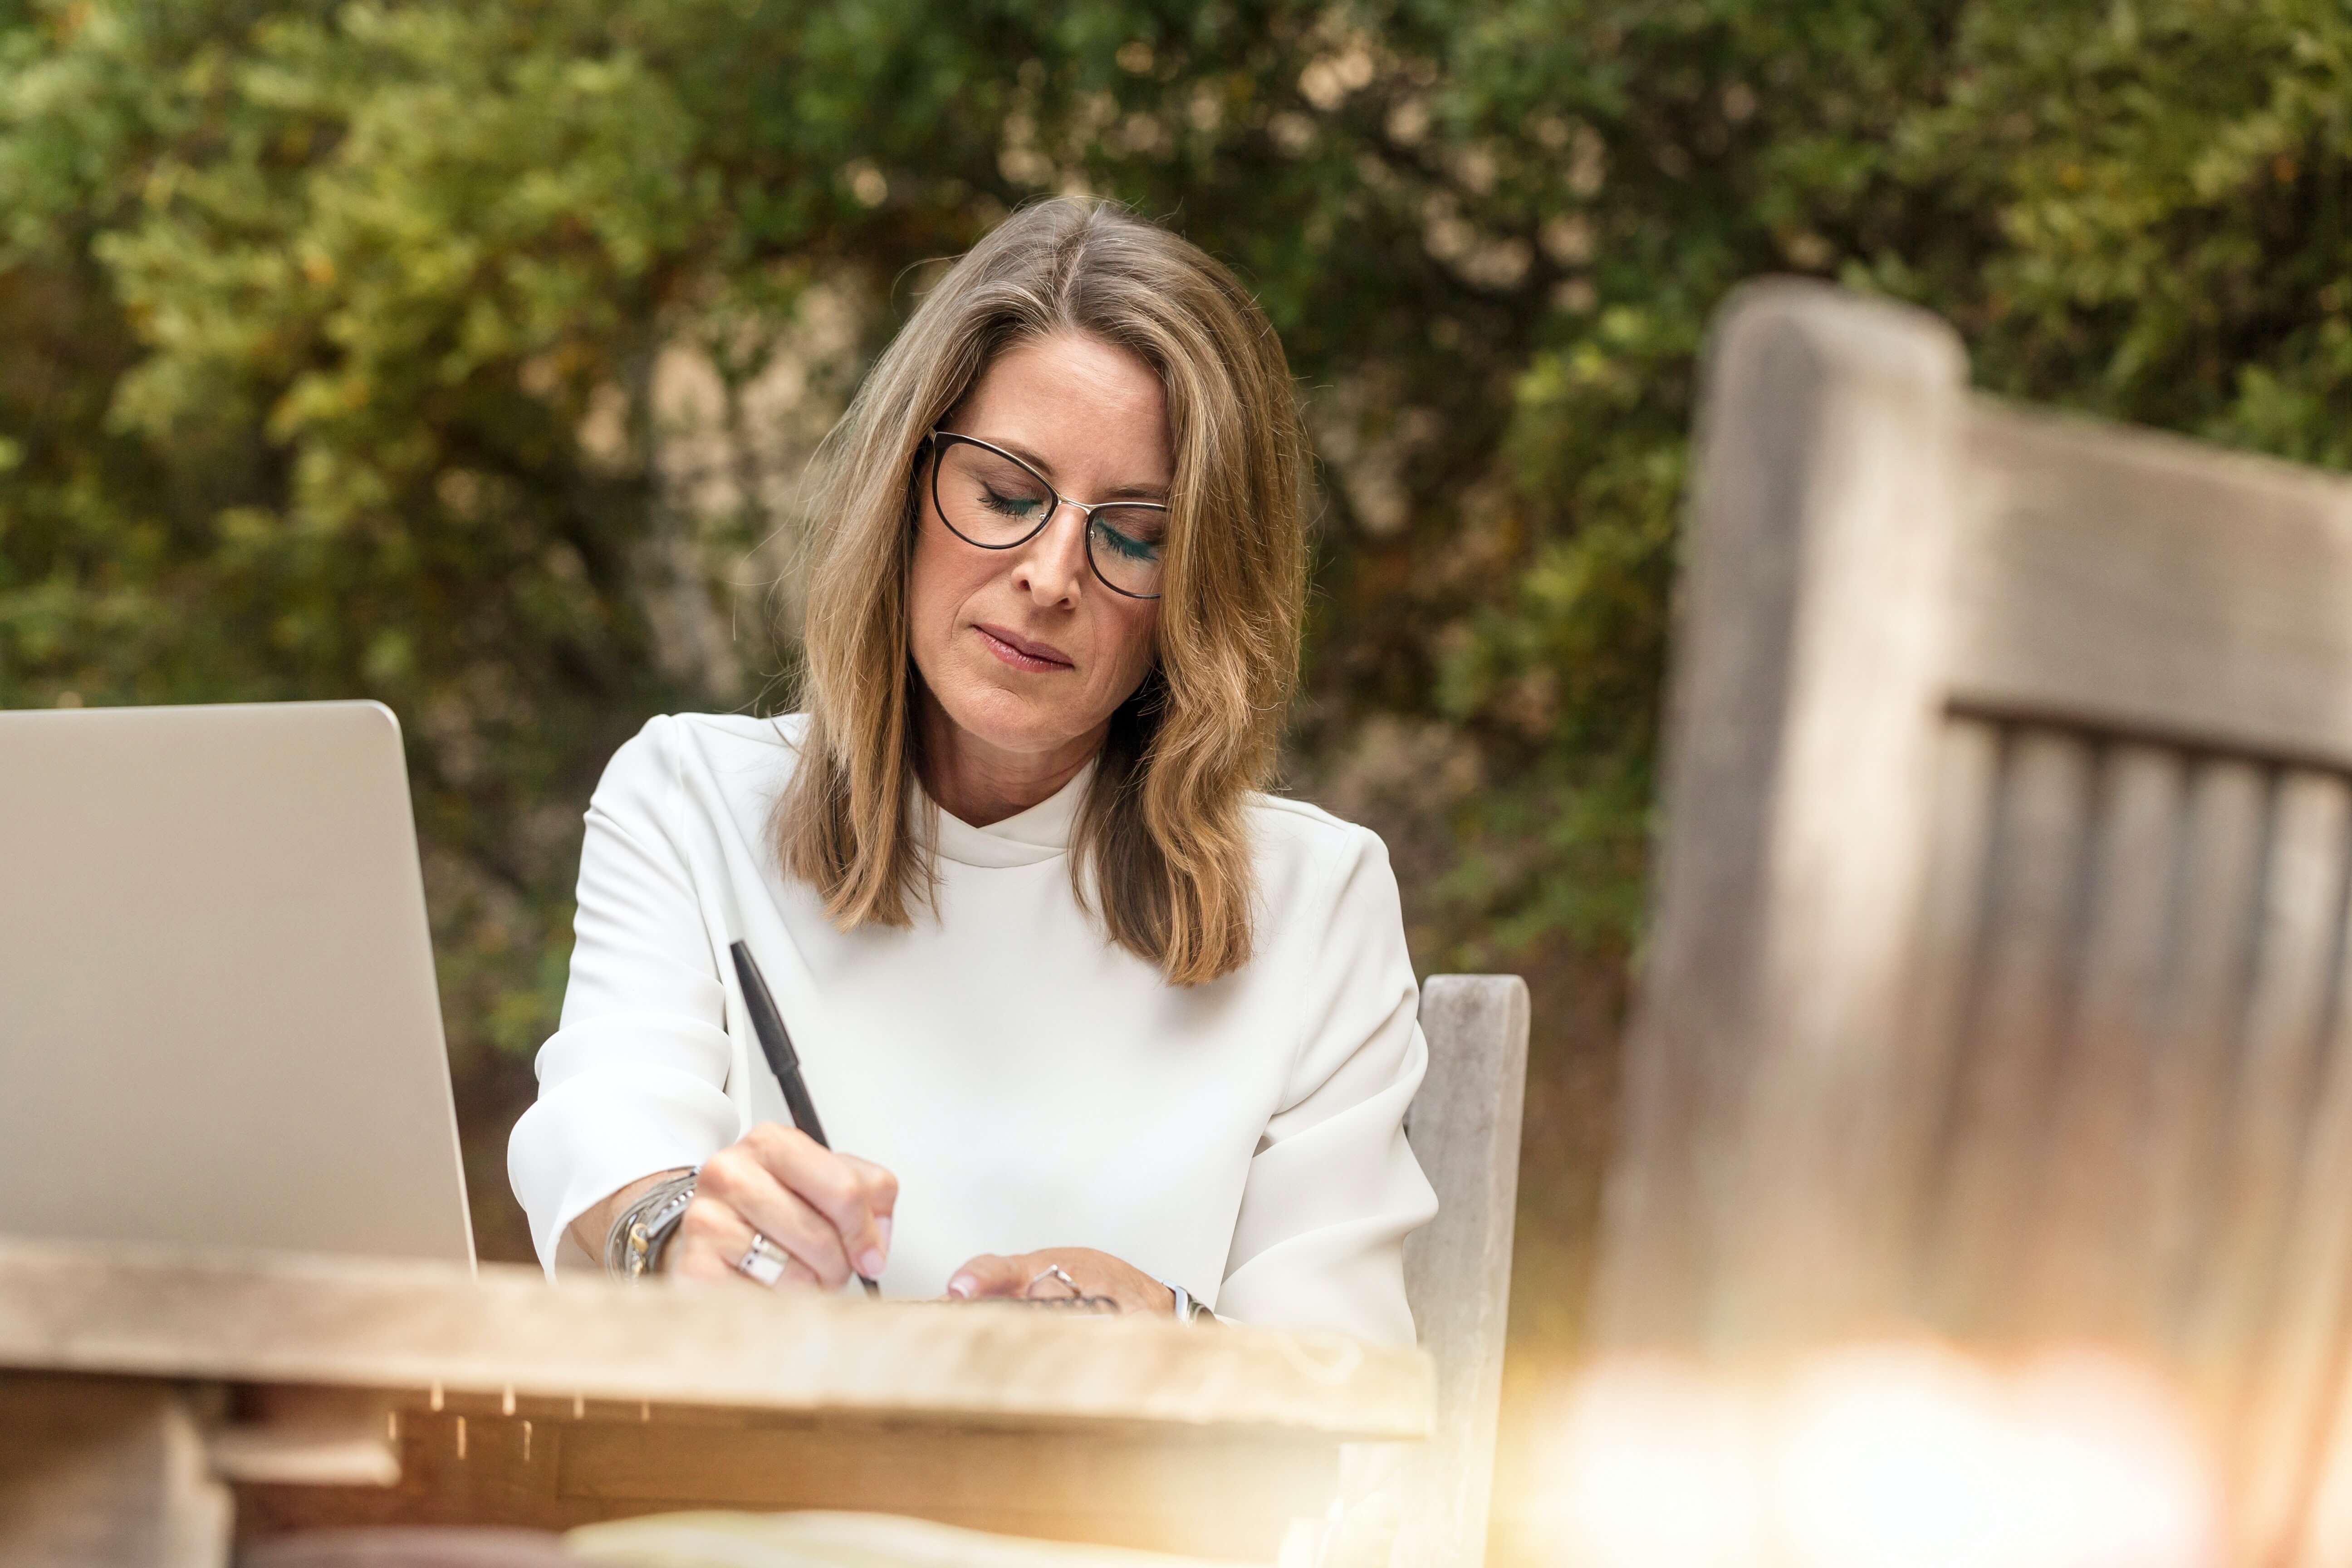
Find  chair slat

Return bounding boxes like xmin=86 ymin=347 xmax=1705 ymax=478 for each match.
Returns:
xmin=1927 ymin=730 xmax=2095 ymax=1336
xmin=2142 ymin=760 xmax=2271 ymax=1345
xmin=2244 ymin=1115 xmax=2352 ymax=1561
xmin=1886 ymin=718 xmax=2004 ymax=1305
xmin=2238 ymin=811 xmax=2352 ymax=1558
xmin=2023 ymin=742 xmax=2183 ymax=1340
xmin=2183 ymin=773 xmax=2351 ymax=1413
xmin=2288 ymin=1304 xmax=2352 ymax=1566
xmin=1398 ymin=974 xmax=1529 ymax=1568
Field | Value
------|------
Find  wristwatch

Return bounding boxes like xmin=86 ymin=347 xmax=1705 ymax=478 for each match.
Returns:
xmin=1166 ymin=1280 xmax=1214 ymax=1324
xmin=603 ymin=1172 xmax=697 ymax=1278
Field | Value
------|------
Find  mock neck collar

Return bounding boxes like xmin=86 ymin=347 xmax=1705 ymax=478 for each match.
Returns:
xmin=921 ymin=761 xmax=1094 ymax=869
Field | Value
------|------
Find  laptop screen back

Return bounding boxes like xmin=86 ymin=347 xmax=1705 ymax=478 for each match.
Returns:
xmin=0 ymin=701 xmax=474 ymax=1265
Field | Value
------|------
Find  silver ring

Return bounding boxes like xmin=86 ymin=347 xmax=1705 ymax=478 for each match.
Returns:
xmin=1025 ymin=1264 xmax=1080 ymax=1298
xmin=736 ymin=1232 xmax=789 ymax=1288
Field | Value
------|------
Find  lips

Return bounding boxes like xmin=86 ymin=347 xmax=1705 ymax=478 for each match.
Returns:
xmin=974 ymin=622 xmax=1075 ymax=673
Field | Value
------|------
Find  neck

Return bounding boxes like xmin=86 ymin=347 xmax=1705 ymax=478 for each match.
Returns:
xmin=916 ymin=691 xmax=1102 ymax=828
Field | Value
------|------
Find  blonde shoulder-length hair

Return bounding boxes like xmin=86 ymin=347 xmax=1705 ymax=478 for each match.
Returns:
xmin=774 ymin=198 xmax=1310 ymax=986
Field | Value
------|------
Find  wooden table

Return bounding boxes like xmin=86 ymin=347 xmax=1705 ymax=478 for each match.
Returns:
xmin=0 ymin=1237 xmax=1432 ymax=1566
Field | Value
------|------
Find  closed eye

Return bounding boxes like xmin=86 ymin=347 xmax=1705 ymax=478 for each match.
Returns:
xmin=1092 ymin=518 xmax=1161 ymax=562
xmin=982 ymin=485 xmax=1046 ymax=520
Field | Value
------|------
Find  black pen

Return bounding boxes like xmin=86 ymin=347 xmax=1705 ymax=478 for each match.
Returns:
xmin=728 ymin=940 xmax=881 ymax=1298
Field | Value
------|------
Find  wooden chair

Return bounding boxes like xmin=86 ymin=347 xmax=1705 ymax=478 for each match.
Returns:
xmin=1593 ymin=278 xmax=2352 ymax=1563
xmin=1395 ymin=975 xmax=1529 ymax=1568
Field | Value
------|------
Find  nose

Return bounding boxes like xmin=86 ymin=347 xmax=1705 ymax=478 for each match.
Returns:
xmin=1009 ymin=501 xmax=1091 ymax=607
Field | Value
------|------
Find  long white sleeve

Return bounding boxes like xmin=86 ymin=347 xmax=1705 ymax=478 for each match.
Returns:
xmin=1216 ymin=828 xmax=1437 ymax=1343
xmin=506 ymin=718 xmax=740 ymax=1269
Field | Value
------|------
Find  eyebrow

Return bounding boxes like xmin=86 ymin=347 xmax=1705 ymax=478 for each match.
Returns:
xmin=978 ymin=434 xmax=1171 ymax=505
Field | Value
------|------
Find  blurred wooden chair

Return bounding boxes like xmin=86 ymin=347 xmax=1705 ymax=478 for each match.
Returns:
xmin=1593 ymin=278 xmax=2352 ymax=1563
xmin=1396 ymin=975 xmax=1529 ymax=1568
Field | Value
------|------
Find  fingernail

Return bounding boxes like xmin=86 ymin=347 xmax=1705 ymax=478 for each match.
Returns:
xmin=858 ymin=1248 xmax=886 ymax=1279
xmin=948 ymin=1274 xmax=975 ymax=1299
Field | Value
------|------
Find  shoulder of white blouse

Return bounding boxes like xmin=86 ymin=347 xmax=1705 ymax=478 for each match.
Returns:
xmin=584 ymin=712 xmax=679 ymax=810
xmin=1240 ymin=792 xmax=1392 ymax=921
xmin=1244 ymin=792 xmax=1384 ymax=866
xmin=662 ymin=709 xmax=809 ymax=755
xmin=605 ymin=712 xmax=806 ymax=808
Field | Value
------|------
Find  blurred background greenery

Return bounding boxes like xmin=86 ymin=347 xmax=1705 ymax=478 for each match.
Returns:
xmin=5 ymin=0 xmax=2350 ymax=1557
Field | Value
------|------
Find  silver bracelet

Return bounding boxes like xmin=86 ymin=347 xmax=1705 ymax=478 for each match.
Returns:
xmin=603 ymin=1172 xmax=697 ymax=1279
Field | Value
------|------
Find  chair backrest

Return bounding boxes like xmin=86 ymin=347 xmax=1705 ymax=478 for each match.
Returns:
xmin=1396 ymin=973 xmax=1529 ymax=1568
xmin=1592 ymin=278 xmax=2352 ymax=1563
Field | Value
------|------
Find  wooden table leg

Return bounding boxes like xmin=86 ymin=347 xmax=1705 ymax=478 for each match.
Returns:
xmin=0 ymin=1372 xmax=232 ymax=1568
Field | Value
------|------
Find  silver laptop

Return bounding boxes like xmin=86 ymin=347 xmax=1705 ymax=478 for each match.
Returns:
xmin=0 ymin=700 xmax=474 ymax=1265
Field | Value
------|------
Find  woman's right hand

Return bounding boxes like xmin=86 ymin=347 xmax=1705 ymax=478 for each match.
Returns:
xmin=570 ymin=1124 xmax=894 ymax=1289
xmin=665 ymin=1123 xmax=896 ymax=1289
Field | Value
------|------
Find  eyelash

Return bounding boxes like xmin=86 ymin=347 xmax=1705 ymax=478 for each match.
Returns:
xmin=1093 ymin=521 xmax=1159 ymax=561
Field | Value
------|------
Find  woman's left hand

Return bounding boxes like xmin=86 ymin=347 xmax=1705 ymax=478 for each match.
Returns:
xmin=945 ymin=1247 xmax=1176 ymax=1316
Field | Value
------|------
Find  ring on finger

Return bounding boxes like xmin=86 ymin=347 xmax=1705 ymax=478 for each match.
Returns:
xmin=1025 ymin=1264 xmax=1081 ymax=1299
xmin=737 ymin=1231 xmax=789 ymax=1288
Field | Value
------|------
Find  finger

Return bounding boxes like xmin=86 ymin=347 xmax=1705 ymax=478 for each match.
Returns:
xmin=668 ymin=1195 xmax=821 ymax=1289
xmin=682 ymin=1235 xmax=822 ymax=1290
xmin=744 ymin=1123 xmax=897 ymax=1280
xmin=669 ymin=1194 xmax=757 ymax=1284
xmin=696 ymin=1150 xmax=853 ymax=1289
xmin=835 ymin=1152 xmax=900 ymax=1271
xmin=946 ymin=1252 xmax=1033 ymax=1300
xmin=764 ymin=1127 xmax=897 ymax=1279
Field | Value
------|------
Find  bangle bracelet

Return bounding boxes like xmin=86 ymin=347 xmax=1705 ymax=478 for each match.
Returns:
xmin=603 ymin=1172 xmax=697 ymax=1279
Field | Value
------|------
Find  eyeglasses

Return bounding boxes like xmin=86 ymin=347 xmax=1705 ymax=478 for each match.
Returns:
xmin=921 ymin=431 xmax=1167 ymax=600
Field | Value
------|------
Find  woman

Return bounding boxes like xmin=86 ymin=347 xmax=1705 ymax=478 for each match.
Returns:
xmin=507 ymin=197 xmax=1436 ymax=1343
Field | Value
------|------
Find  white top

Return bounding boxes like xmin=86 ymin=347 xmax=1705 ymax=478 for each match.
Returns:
xmin=506 ymin=714 xmax=1437 ymax=1343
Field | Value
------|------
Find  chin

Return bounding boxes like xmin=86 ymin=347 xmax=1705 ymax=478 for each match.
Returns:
xmin=939 ymin=678 xmax=1082 ymax=755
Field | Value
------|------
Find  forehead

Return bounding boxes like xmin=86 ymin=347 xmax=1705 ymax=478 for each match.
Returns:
xmin=958 ymin=332 xmax=1171 ymax=484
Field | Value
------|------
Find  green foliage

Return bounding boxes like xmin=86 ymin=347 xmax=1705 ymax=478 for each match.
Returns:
xmin=7 ymin=0 xmax=2352 ymax=1122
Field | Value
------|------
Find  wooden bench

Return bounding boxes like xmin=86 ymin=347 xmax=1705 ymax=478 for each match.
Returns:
xmin=1595 ymin=278 xmax=2352 ymax=1564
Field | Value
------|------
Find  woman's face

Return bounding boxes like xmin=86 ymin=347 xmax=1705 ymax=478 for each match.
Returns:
xmin=908 ymin=331 xmax=1167 ymax=776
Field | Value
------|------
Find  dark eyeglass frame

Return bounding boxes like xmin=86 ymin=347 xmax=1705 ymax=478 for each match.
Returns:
xmin=920 ymin=430 xmax=1168 ymax=601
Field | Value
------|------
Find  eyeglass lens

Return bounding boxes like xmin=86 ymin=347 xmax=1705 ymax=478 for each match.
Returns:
xmin=932 ymin=439 xmax=1165 ymax=598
